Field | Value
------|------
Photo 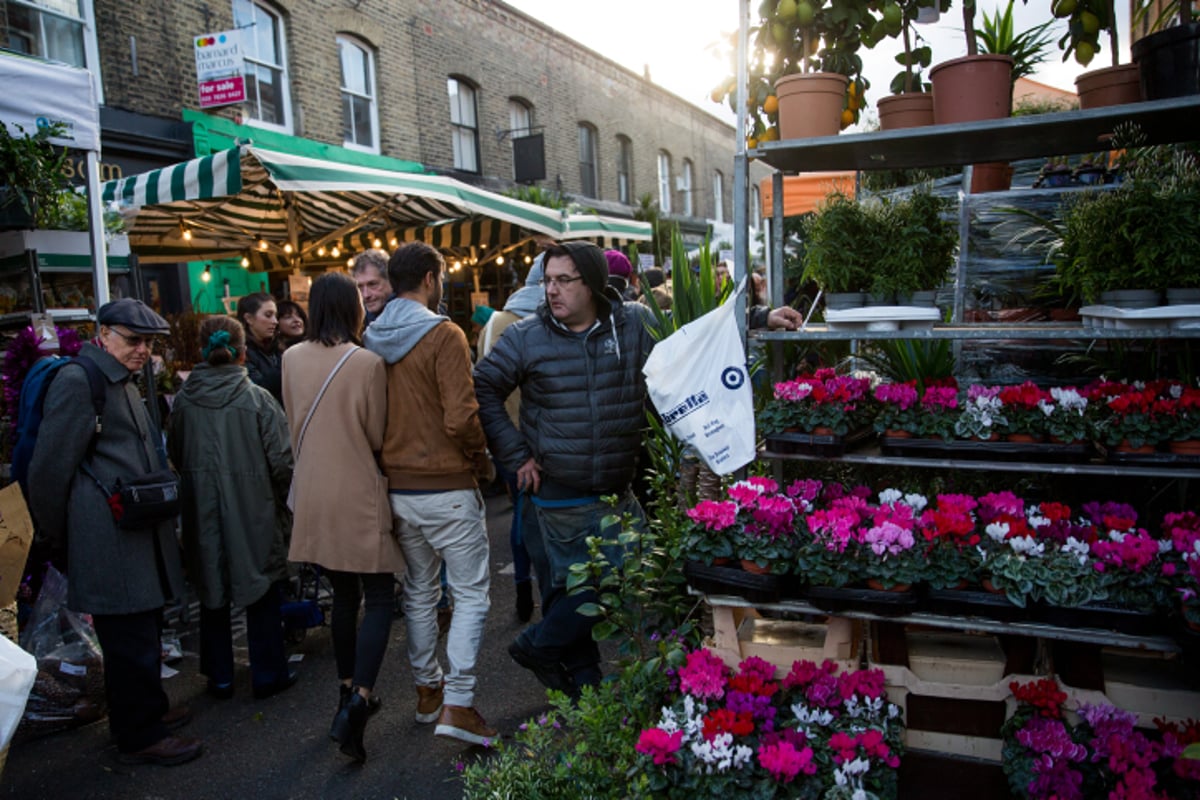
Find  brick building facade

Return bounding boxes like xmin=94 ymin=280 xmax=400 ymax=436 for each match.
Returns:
xmin=4 ymin=0 xmax=767 ymax=241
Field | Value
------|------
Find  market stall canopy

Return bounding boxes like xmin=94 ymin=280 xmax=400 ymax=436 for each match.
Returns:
xmin=102 ymin=145 xmax=651 ymax=269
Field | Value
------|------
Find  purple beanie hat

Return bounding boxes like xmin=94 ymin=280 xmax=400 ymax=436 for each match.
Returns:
xmin=604 ymin=249 xmax=632 ymax=279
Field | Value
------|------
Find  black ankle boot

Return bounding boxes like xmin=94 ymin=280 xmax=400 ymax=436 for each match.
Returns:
xmin=330 ymin=685 xmax=353 ymax=740
xmin=516 ymin=580 xmax=534 ymax=623
xmin=333 ymin=691 xmax=368 ymax=763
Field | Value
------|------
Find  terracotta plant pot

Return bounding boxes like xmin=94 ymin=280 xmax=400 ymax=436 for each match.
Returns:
xmin=969 ymin=162 xmax=1013 ymax=194
xmin=930 ymin=54 xmax=1014 ymax=124
xmin=884 ymin=429 xmax=912 ymax=439
xmin=877 ymin=93 xmax=934 ymax=130
xmin=866 ymin=579 xmax=911 ymax=592
xmin=1075 ymin=63 xmax=1143 ymax=109
xmin=740 ymin=559 xmax=771 ymax=575
xmin=775 ymin=72 xmax=849 ymax=140
xmin=1005 ymin=433 xmax=1044 ymax=444
xmin=1115 ymin=439 xmax=1157 ymax=454
xmin=1168 ymin=440 xmax=1200 ymax=456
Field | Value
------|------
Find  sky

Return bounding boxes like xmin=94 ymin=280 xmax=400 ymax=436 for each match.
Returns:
xmin=502 ymin=0 xmax=1132 ymax=129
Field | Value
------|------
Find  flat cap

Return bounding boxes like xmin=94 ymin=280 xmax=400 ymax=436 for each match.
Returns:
xmin=97 ymin=298 xmax=170 ymax=336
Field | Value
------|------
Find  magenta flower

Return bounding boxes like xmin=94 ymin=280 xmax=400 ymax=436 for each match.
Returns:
xmin=756 ymin=740 xmax=816 ymax=782
xmin=677 ymin=648 xmax=727 ymax=700
xmin=686 ymin=500 xmax=739 ymax=531
xmin=636 ymin=727 xmax=684 ymax=766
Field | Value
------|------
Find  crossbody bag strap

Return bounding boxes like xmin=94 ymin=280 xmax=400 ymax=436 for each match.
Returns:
xmin=293 ymin=345 xmax=358 ymax=460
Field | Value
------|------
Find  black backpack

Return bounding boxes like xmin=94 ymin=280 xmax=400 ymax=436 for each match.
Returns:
xmin=11 ymin=355 xmax=106 ymax=499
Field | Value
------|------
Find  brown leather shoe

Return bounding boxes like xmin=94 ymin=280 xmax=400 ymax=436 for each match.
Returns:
xmin=415 ymin=682 xmax=444 ymax=723
xmin=435 ymin=705 xmax=497 ymax=746
xmin=117 ymin=735 xmax=203 ymax=766
xmin=161 ymin=705 xmax=193 ymax=731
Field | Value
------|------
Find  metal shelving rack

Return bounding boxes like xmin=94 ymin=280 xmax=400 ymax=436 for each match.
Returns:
xmin=727 ymin=0 xmax=1200 ymax=657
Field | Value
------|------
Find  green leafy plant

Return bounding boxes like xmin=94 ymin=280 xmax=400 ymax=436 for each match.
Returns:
xmin=642 ymin=226 xmax=731 ymax=340
xmin=856 ymin=339 xmax=956 ymax=389
xmin=872 ymin=185 xmax=957 ymax=296
xmin=800 ymin=190 xmax=875 ymax=294
xmin=882 ymin=0 xmax=952 ymax=94
xmin=0 ymin=121 xmax=69 ymax=228
xmin=1055 ymin=145 xmax=1200 ymax=302
xmin=977 ymin=0 xmax=1056 ymax=82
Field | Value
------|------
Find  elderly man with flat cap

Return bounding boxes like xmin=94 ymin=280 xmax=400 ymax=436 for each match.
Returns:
xmin=29 ymin=298 xmax=202 ymax=766
xmin=474 ymin=241 xmax=657 ymax=697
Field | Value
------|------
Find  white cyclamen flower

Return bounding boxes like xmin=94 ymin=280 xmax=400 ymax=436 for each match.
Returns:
xmin=985 ymin=521 xmax=1010 ymax=542
xmin=1009 ymin=536 xmax=1045 ymax=557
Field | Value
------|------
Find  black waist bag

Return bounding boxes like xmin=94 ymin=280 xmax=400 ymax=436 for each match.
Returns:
xmin=113 ymin=469 xmax=181 ymax=530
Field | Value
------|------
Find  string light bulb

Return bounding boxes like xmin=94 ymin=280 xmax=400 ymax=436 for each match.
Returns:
xmin=283 ymin=242 xmax=293 ymax=254
xmin=524 ymin=255 xmax=532 ymax=265
xmin=330 ymin=246 xmax=340 ymax=258
xmin=257 ymin=239 xmax=269 ymax=251
xmin=240 ymin=254 xmax=250 ymax=268
xmin=201 ymin=265 xmax=212 ymax=282
xmin=181 ymin=223 xmax=192 ymax=241
xmin=317 ymin=246 xmax=326 ymax=257
xmin=496 ymin=255 xmax=505 ymax=266
xmin=373 ymin=238 xmax=382 ymax=249
xmin=389 ymin=238 xmax=398 ymax=248
xmin=346 ymin=257 xmax=354 ymax=267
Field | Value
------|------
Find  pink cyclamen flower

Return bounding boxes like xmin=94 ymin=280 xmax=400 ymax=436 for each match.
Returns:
xmin=687 ymin=500 xmax=739 ymax=531
xmin=677 ymin=648 xmax=727 ymax=699
xmin=757 ymin=740 xmax=816 ymax=782
xmin=636 ymin=727 xmax=684 ymax=766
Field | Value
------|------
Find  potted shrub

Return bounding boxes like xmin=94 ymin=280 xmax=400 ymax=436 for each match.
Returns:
xmin=682 ymin=499 xmax=739 ymax=566
xmin=955 ymin=384 xmax=1007 ymax=441
xmin=0 ymin=121 xmax=69 ymax=230
xmin=1054 ymin=139 xmax=1200 ymax=307
xmin=872 ymin=185 xmax=956 ymax=302
xmin=875 ymin=0 xmax=951 ymax=130
xmin=996 ymin=381 xmax=1053 ymax=442
xmin=919 ymin=492 xmax=984 ymax=589
xmin=800 ymin=190 xmax=875 ymax=307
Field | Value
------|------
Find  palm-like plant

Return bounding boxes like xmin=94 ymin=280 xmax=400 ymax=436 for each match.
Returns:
xmin=975 ymin=0 xmax=1057 ymax=83
xmin=642 ymin=226 xmax=731 ymax=341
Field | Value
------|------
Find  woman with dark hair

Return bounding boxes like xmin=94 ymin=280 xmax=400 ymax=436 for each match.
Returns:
xmin=276 ymin=300 xmax=308 ymax=350
xmin=282 ymin=272 xmax=400 ymax=763
xmin=166 ymin=316 xmax=296 ymax=701
xmin=237 ymin=292 xmax=283 ymax=405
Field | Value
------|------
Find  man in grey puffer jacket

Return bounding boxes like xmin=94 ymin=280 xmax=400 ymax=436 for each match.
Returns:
xmin=474 ymin=241 xmax=655 ymax=696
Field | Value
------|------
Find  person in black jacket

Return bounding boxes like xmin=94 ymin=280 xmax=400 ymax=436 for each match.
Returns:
xmin=237 ymin=292 xmax=283 ymax=406
xmin=474 ymin=241 xmax=656 ymax=697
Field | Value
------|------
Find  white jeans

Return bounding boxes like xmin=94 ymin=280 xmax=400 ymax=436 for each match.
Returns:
xmin=390 ymin=489 xmax=491 ymax=708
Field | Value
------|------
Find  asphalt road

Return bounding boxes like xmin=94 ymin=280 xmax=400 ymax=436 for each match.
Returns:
xmin=0 ymin=493 xmax=554 ymax=800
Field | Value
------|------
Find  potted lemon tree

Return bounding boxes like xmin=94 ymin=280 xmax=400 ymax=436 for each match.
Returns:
xmin=715 ymin=0 xmax=879 ymax=145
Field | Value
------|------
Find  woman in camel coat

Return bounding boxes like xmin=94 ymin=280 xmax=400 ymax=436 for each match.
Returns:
xmin=282 ymin=272 xmax=403 ymax=763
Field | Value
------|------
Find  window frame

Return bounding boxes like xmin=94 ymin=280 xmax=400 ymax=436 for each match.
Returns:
xmin=714 ymin=170 xmax=726 ymax=224
xmin=578 ymin=122 xmax=599 ymax=199
xmin=6 ymin=0 xmax=103 ymax=102
xmin=657 ymin=151 xmax=672 ymax=215
xmin=616 ymin=135 xmax=633 ymax=205
xmin=447 ymin=76 xmax=480 ymax=174
xmin=337 ymin=35 xmax=380 ymax=153
xmin=233 ymin=0 xmax=293 ymax=133
xmin=508 ymin=98 xmax=533 ymax=138
xmin=681 ymin=158 xmax=694 ymax=217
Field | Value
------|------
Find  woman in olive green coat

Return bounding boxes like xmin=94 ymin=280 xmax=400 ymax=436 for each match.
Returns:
xmin=167 ymin=315 xmax=295 ymax=700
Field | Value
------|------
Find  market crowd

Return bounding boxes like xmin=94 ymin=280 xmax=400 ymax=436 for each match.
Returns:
xmin=25 ymin=242 xmax=803 ymax=767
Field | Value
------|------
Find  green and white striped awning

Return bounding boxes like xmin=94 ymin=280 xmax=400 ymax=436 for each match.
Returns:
xmin=102 ymin=145 xmax=650 ymax=268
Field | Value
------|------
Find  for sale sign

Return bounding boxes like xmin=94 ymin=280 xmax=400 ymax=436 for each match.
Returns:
xmin=194 ymin=29 xmax=246 ymax=109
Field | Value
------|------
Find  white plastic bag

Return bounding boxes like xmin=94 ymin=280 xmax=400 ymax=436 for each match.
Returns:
xmin=0 ymin=633 xmax=37 ymax=751
xmin=643 ymin=291 xmax=756 ymax=475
